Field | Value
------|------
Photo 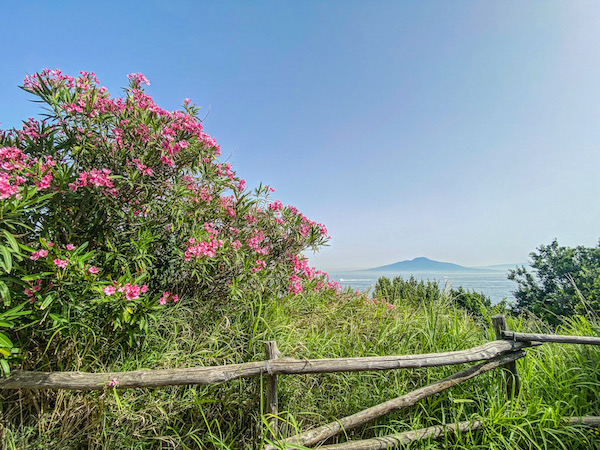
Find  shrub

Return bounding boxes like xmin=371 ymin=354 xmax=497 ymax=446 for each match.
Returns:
xmin=373 ymin=275 xmax=495 ymax=320
xmin=509 ymin=239 xmax=600 ymax=324
xmin=0 ymin=69 xmax=339 ymax=373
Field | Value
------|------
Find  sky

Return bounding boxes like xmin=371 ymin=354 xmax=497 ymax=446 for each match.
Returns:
xmin=2 ymin=1 xmax=600 ymax=270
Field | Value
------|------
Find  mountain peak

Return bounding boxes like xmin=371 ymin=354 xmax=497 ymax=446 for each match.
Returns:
xmin=365 ymin=257 xmax=487 ymax=273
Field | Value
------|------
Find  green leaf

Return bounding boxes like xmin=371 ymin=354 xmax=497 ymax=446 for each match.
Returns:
xmin=0 ymin=332 xmax=13 ymax=348
xmin=22 ymin=273 xmax=52 ymax=281
xmin=1 ymin=230 xmax=19 ymax=253
xmin=0 ymin=320 xmax=14 ymax=328
xmin=0 ymin=247 xmax=12 ymax=273
xmin=0 ymin=302 xmax=32 ymax=319
xmin=40 ymin=292 xmax=56 ymax=310
xmin=0 ymin=358 xmax=10 ymax=376
xmin=18 ymin=243 xmax=36 ymax=253
xmin=72 ymin=241 xmax=89 ymax=256
xmin=0 ymin=281 xmax=11 ymax=306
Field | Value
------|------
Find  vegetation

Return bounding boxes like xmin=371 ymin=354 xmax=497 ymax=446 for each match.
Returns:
xmin=0 ymin=70 xmax=336 ymax=375
xmin=509 ymin=239 xmax=600 ymax=325
xmin=373 ymin=274 xmax=506 ymax=321
xmin=1 ymin=280 xmax=599 ymax=449
xmin=1 ymin=71 xmax=600 ymax=449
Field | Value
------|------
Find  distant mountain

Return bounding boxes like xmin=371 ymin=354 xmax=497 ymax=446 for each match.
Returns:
xmin=365 ymin=257 xmax=493 ymax=273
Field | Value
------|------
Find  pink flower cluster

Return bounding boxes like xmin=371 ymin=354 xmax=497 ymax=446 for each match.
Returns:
xmin=69 ymin=168 xmax=115 ymax=195
xmin=131 ymin=159 xmax=153 ymax=176
xmin=184 ymin=238 xmax=224 ymax=259
xmin=252 ymin=259 xmax=266 ymax=273
xmin=24 ymin=279 xmax=42 ymax=299
xmin=220 ymin=196 xmax=236 ymax=217
xmin=0 ymin=146 xmax=32 ymax=199
xmin=285 ymin=254 xmax=341 ymax=295
xmin=247 ymin=229 xmax=268 ymax=255
xmin=268 ymin=200 xmax=283 ymax=212
xmin=159 ymin=291 xmax=179 ymax=305
xmin=215 ymin=162 xmax=234 ymax=180
xmin=103 ymin=282 xmax=148 ymax=300
xmin=30 ymin=249 xmax=49 ymax=260
xmin=0 ymin=148 xmax=55 ymax=197
xmin=127 ymin=73 xmax=151 ymax=87
xmin=288 ymin=275 xmax=303 ymax=294
xmin=288 ymin=254 xmax=315 ymax=280
xmin=53 ymin=258 xmax=68 ymax=269
xmin=366 ymin=297 xmax=395 ymax=310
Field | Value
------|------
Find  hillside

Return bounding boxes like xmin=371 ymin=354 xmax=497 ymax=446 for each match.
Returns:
xmin=366 ymin=256 xmax=493 ymax=272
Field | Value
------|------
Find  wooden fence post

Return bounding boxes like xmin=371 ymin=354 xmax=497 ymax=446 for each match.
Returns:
xmin=491 ymin=314 xmax=521 ymax=400
xmin=264 ymin=340 xmax=281 ymax=441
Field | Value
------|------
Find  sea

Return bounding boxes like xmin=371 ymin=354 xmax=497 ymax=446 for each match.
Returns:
xmin=327 ymin=270 xmax=517 ymax=304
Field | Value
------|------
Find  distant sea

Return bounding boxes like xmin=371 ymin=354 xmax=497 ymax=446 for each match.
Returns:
xmin=328 ymin=270 xmax=517 ymax=304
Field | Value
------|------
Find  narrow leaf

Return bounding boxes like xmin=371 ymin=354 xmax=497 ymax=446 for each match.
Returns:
xmin=0 ymin=332 xmax=13 ymax=348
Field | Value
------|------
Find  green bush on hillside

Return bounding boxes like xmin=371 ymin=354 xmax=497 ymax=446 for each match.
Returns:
xmin=509 ymin=239 xmax=600 ymax=324
xmin=373 ymin=275 xmax=499 ymax=320
xmin=0 ymin=69 xmax=338 ymax=373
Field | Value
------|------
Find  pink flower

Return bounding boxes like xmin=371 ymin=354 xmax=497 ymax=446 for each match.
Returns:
xmin=159 ymin=291 xmax=170 ymax=305
xmin=127 ymin=73 xmax=150 ymax=86
xmin=104 ymin=285 xmax=116 ymax=296
xmin=53 ymin=258 xmax=68 ymax=269
xmin=160 ymin=155 xmax=175 ymax=167
xmin=252 ymin=259 xmax=267 ymax=273
xmin=269 ymin=200 xmax=283 ymax=212
xmin=30 ymin=249 xmax=48 ymax=260
xmin=35 ymin=173 xmax=53 ymax=190
xmin=107 ymin=377 xmax=118 ymax=387
xmin=66 ymin=244 xmax=76 ymax=250
xmin=88 ymin=266 xmax=99 ymax=274
xmin=31 ymin=280 xmax=42 ymax=292
xmin=121 ymin=283 xmax=141 ymax=300
xmin=172 ymin=295 xmax=179 ymax=302
xmin=140 ymin=284 xmax=148 ymax=293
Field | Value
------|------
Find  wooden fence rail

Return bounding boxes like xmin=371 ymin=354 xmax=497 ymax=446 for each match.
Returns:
xmin=502 ymin=330 xmax=600 ymax=345
xmin=0 ymin=340 xmax=532 ymax=390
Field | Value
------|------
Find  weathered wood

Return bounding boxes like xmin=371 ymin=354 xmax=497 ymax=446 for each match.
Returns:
xmin=503 ymin=331 xmax=600 ymax=345
xmin=0 ymin=340 xmax=532 ymax=390
xmin=565 ymin=416 xmax=600 ymax=427
xmin=317 ymin=420 xmax=483 ymax=449
xmin=309 ymin=415 xmax=600 ymax=449
xmin=267 ymin=351 xmax=525 ymax=449
xmin=0 ymin=361 xmax=267 ymax=390
xmin=264 ymin=341 xmax=281 ymax=441
xmin=492 ymin=314 xmax=521 ymax=399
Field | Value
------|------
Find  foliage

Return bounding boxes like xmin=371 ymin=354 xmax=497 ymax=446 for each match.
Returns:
xmin=2 ymin=286 xmax=599 ymax=449
xmin=0 ymin=69 xmax=339 ymax=373
xmin=508 ymin=239 xmax=600 ymax=324
xmin=373 ymin=275 xmax=496 ymax=320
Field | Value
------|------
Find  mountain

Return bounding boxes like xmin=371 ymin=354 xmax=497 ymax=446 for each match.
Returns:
xmin=365 ymin=257 xmax=493 ymax=273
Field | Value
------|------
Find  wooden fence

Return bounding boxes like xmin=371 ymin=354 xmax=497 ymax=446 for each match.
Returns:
xmin=1 ymin=314 xmax=600 ymax=449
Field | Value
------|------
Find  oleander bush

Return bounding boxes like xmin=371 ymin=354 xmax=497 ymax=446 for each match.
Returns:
xmin=0 ymin=70 xmax=338 ymax=373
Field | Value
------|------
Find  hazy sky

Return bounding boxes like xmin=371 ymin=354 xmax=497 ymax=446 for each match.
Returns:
xmin=2 ymin=1 xmax=600 ymax=270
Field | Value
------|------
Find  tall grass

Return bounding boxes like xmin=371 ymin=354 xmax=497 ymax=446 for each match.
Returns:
xmin=2 ymin=279 xmax=600 ymax=448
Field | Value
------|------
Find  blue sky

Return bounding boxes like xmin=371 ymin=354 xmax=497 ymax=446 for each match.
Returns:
xmin=2 ymin=1 xmax=600 ymax=270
